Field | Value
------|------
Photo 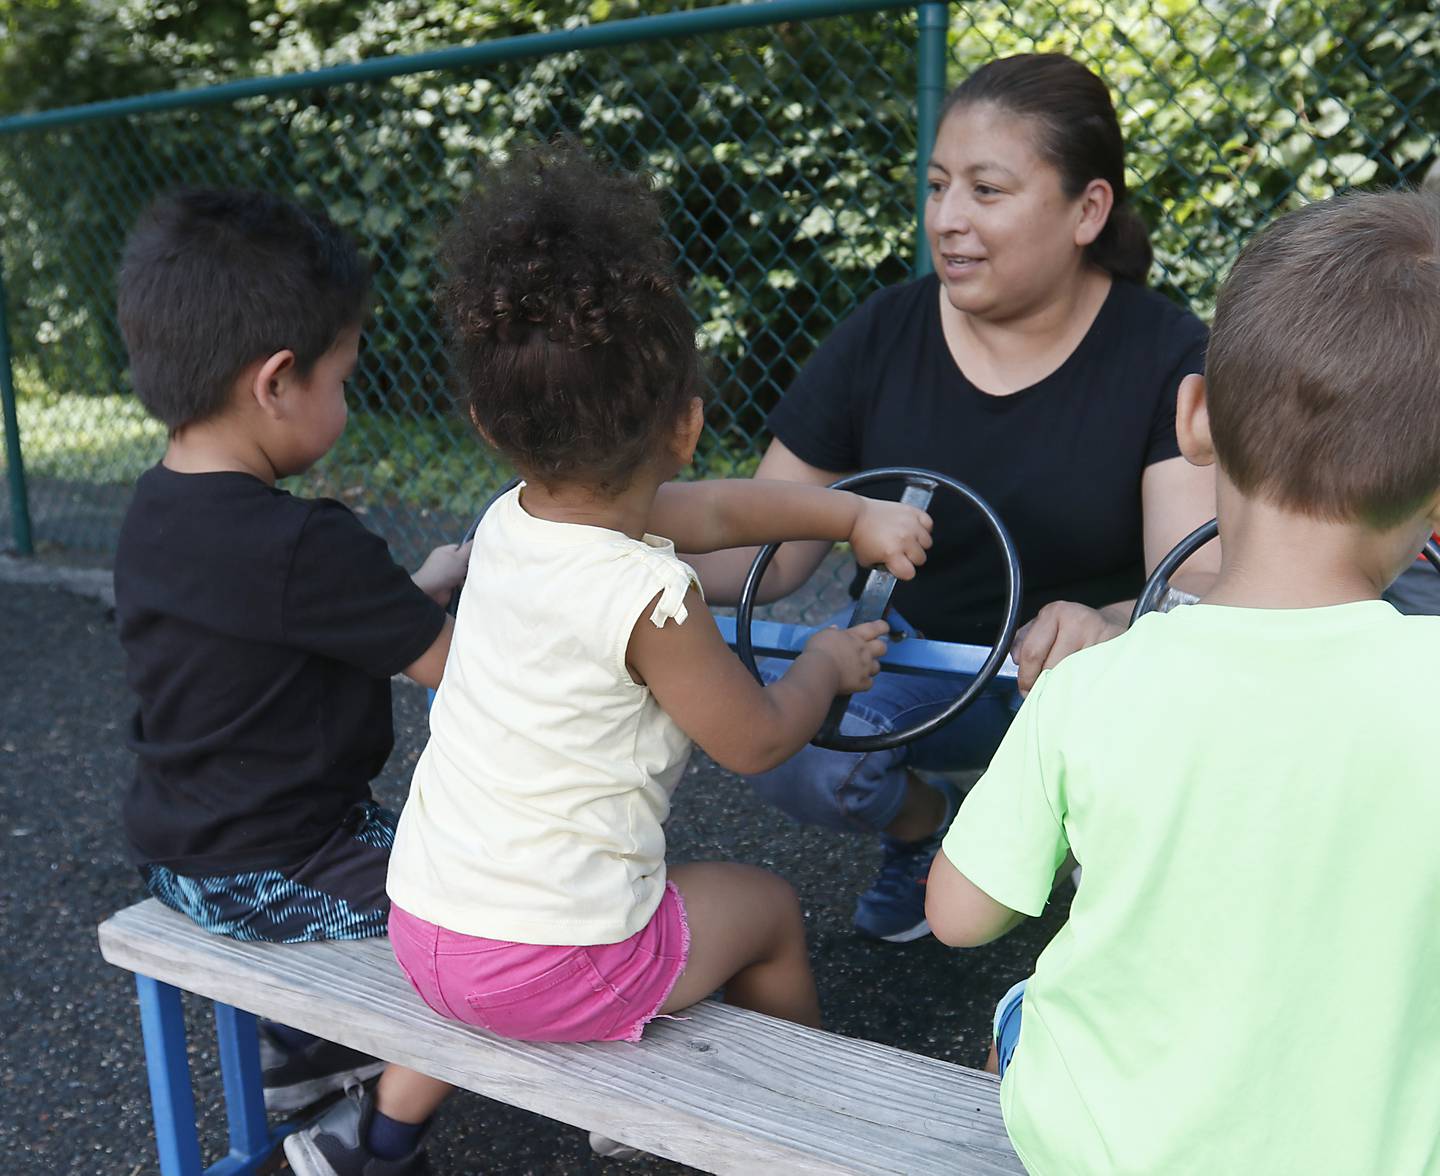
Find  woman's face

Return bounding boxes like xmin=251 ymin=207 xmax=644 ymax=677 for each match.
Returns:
xmin=924 ymin=102 xmax=1106 ymax=321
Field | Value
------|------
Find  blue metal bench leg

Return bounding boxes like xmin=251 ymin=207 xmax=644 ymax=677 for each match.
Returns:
xmin=136 ymin=975 xmax=204 ymax=1176
xmin=211 ymin=1003 xmax=288 ymax=1174
xmin=135 ymin=977 xmax=287 ymax=1176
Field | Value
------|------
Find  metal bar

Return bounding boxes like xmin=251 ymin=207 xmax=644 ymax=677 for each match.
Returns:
xmin=913 ymin=2 xmax=949 ymax=277
xmin=136 ymin=976 xmax=204 ymax=1176
xmin=816 ymin=482 xmax=938 ymax=738
xmin=714 ymin=615 xmax=1017 ymax=680
xmin=848 ymin=484 xmax=937 ymax=627
xmin=0 ymin=264 xmax=34 ymax=556
xmin=213 ymin=1004 xmax=280 ymax=1174
xmin=0 ymin=0 xmax=917 ymax=135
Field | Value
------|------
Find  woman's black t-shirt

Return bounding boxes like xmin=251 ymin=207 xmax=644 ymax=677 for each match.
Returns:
xmin=767 ymin=274 xmax=1208 ymax=645
xmin=113 ymin=466 xmax=447 ymax=875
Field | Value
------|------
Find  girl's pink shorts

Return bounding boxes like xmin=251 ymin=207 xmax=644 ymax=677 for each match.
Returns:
xmin=388 ymin=881 xmax=690 ymax=1043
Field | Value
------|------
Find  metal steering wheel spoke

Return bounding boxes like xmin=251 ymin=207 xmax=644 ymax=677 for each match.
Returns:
xmin=736 ymin=466 xmax=1022 ymax=754
xmin=844 ymin=479 xmax=938 ymax=626
xmin=816 ymin=477 xmax=938 ymax=741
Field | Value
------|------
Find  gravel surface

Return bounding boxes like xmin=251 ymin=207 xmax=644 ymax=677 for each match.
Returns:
xmin=1 ymin=578 xmax=1069 ymax=1174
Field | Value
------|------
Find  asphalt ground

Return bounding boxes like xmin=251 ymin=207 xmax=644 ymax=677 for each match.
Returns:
xmin=1 ymin=577 xmax=1071 ymax=1175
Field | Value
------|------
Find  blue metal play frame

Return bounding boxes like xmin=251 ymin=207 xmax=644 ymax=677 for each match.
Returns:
xmin=425 ymin=619 xmax=1014 ymax=706
xmin=711 ymin=617 xmax=1016 ymax=682
xmin=134 ymin=977 xmax=291 ymax=1175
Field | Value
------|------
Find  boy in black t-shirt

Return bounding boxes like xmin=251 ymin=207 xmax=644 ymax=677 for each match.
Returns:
xmin=114 ymin=189 xmax=464 ymax=1174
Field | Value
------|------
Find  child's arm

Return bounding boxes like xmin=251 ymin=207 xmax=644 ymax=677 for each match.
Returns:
xmin=401 ymin=615 xmax=455 ymax=691
xmin=928 ymin=673 xmax=1071 ymax=945
xmin=925 ymin=850 xmax=1026 ymax=947
xmin=627 ymin=585 xmax=889 ymax=775
xmin=665 ymin=440 xmax=842 ymax=606
xmin=282 ymin=509 xmax=463 ymax=690
xmin=651 ymin=480 xmax=932 ymax=597
xmin=396 ymin=541 xmax=470 ymax=688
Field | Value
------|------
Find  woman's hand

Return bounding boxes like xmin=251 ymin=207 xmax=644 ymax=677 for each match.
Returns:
xmin=849 ymin=498 xmax=934 ymax=581
xmin=1011 ymin=601 xmax=1125 ymax=696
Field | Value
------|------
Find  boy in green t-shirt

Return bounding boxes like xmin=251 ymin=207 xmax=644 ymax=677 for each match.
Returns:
xmin=927 ymin=189 xmax=1440 ymax=1175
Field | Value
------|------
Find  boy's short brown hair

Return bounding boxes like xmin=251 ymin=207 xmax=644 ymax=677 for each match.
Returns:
xmin=1207 ymin=190 xmax=1440 ymax=528
xmin=118 ymin=189 xmax=370 ymax=433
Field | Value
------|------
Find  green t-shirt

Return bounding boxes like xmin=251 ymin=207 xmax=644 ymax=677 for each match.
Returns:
xmin=944 ymin=601 xmax=1440 ymax=1176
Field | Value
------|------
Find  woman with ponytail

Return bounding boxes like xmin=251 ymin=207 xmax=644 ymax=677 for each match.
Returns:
xmin=686 ymin=54 xmax=1217 ymax=945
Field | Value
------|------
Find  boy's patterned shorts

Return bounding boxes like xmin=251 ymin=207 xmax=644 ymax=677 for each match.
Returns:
xmin=140 ymin=801 xmax=396 ymax=943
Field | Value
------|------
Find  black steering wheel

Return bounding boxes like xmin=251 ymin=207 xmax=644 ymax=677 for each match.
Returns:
xmin=1132 ymin=519 xmax=1440 ymax=622
xmin=734 ymin=467 xmax=1022 ymax=754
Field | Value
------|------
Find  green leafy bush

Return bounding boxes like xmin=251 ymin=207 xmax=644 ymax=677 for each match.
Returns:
xmin=2 ymin=0 xmax=1436 ymax=554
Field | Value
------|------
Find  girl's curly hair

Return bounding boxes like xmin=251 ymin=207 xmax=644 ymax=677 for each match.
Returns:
xmin=438 ymin=142 xmax=699 ymax=493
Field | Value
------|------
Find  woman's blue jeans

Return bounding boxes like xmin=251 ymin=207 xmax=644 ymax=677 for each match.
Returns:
xmin=745 ymin=609 xmax=1022 ymax=835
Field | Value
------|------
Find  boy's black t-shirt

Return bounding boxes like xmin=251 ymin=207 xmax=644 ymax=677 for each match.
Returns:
xmin=113 ymin=466 xmax=447 ymax=875
xmin=767 ymin=275 xmax=1208 ymax=646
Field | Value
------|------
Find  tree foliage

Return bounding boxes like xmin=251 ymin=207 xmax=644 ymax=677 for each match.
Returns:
xmin=2 ymin=0 xmax=1436 ymax=477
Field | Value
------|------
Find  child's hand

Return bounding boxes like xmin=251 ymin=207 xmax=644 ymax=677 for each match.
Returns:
xmin=412 ymin=541 xmax=473 ymax=607
xmin=805 ymin=619 xmax=890 ymax=695
xmin=849 ymin=498 xmax=933 ymax=580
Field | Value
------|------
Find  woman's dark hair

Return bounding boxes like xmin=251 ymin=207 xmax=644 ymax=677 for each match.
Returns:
xmin=438 ymin=142 xmax=699 ymax=494
xmin=941 ymin=54 xmax=1152 ymax=283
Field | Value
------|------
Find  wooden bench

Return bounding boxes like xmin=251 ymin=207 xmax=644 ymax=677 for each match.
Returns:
xmin=99 ymin=898 xmax=1022 ymax=1175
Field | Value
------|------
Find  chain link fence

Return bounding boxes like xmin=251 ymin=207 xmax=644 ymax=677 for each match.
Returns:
xmin=2 ymin=0 xmax=1437 ymax=575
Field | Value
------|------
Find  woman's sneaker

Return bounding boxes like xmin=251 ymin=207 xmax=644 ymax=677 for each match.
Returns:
xmin=258 ymin=1022 xmax=385 ymax=1114
xmin=852 ymin=778 xmax=961 ymax=942
xmin=284 ymin=1084 xmax=429 ymax=1176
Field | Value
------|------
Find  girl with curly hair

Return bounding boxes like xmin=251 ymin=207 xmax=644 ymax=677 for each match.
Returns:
xmin=357 ymin=143 xmax=931 ymax=1161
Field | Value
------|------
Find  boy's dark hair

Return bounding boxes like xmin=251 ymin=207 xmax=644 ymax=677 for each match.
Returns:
xmin=941 ymin=53 xmax=1152 ymax=284
xmin=1207 ymin=190 xmax=1440 ymax=528
xmin=438 ymin=142 xmax=699 ymax=493
xmin=117 ymin=188 xmax=370 ymax=431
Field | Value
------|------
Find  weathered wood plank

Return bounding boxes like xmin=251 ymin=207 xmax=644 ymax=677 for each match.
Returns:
xmin=99 ymin=900 xmax=1022 ymax=1176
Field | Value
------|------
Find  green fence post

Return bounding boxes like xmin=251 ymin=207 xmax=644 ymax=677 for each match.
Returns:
xmin=0 ymin=264 xmax=34 ymax=556
xmin=914 ymin=2 xmax=948 ymax=277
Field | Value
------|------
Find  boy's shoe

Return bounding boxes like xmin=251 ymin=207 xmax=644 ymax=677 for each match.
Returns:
xmin=852 ymin=778 xmax=962 ymax=943
xmin=283 ymin=1084 xmax=430 ymax=1176
xmin=589 ymin=1130 xmax=648 ymax=1162
xmin=258 ymin=1022 xmax=385 ymax=1114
